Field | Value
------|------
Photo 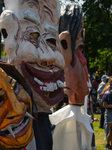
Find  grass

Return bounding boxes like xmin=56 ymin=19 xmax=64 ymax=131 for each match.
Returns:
xmin=93 ymin=114 xmax=106 ymax=150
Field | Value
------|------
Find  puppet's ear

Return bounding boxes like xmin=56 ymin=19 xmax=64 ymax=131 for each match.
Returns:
xmin=59 ymin=31 xmax=72 ymax=66
xmin=0 ymin=10 xmax=18 ymax=38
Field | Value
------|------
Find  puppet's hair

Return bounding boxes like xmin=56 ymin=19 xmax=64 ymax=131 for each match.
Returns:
xmin=59 ymin=3 xmax=82 ymax=53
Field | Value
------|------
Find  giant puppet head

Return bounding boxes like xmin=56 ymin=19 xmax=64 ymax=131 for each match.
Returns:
xmin=0 ymin=0 xmax=65 ymax=112
xmin=0 ymin=61 xmax=33 ymax=149
xmin=59 ymin=3 xmax=89 ymax=105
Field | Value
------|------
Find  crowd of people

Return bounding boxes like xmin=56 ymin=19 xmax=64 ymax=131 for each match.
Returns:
xmin=85 ymin=74 xmax=112 ymax=150
xmin=54 ymin=73 xmax=112 ymax=150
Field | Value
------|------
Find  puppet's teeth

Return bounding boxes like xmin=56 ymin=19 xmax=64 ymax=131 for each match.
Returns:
xmin=25 ymin=112 xmax=34 ymax=120
xmin=54 ymin=83 xmax=58 ymax=90
xmin=34 ymin=77 xmax=65 ymax=91
xmin=40 ymin=86 xmax=47 ymax=91
xmin=40 ymin=83 xmax=57 ymax=92
xmin=45 ymin=83 xmax=54 ymax=92
xmin=56 ymin=80 xmax=66 ymax=88
xmin=34 ymin=77 xmax=43 ymax=85
xmin=7 ymin=126 xmax=15 ymax=139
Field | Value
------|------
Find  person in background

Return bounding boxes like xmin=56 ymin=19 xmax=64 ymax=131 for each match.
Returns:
xmin=82 ymin=74 xmax=97 ymax=150
xmin=92 ymin=75 xmax=101 ymax=92
xmin=87 ymin=89 xmax=97 ymax=150
xmin=82 ymin=74 xmax=92 ymax=113
xmin=103 ymin=78 xmax=112 ymax=150
xmin=91 ymin=88 xmax=99 ymax=113
xmin=101 ymin=79 xmax=112 ymax=142
xmin=91 ymin=75 xmax=101 ymax=113
xmin=97 ymin=75 xmax=109 ymax=128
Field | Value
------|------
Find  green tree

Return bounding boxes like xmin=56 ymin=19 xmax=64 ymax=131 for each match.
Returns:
xmin=82 ymin=0 xmax=112 ymax=75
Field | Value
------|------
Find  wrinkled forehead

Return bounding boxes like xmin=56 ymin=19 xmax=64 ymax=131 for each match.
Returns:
xmin=4 ymin=0 xmax=60 ymax=29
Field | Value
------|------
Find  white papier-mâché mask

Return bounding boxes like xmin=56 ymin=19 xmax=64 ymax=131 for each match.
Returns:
xmin=0 ymin=0 xmax=65 ymax=112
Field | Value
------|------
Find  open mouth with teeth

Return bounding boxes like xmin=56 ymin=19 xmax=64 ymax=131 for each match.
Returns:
xmin=0 ymin=107 xmax=33 ymax=139
xmin=21 ymin=62 xmax=65 ymax=106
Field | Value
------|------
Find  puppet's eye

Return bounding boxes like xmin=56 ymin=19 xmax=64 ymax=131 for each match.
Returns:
xmin=0 ymin=88 xmax=6 ymax=107
xmin=1 ymin=29 xmax=8 ymax=39
xmin=13 ymin=83 xmax=20 ymax=95
xmin=30 ymin=32 xmax=40 ymax=39
xmin=46 ymin=38 xmax=56 ymax=46
xmin=61 ymin=40 xmax=68 ymax=50
xmin=9 ymin=78 xmax=20 ymax=95
xmin=46 ymin=38 xmax=56 ymax=51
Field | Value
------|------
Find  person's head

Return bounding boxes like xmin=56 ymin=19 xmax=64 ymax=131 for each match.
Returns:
xmin=0 ymin=0 xmax=65 ymax=111
xmin=59 ymin=3 xmax=89 ymax=105
xmin=101 ymin=75 xmax=109 ymax=83
xmin=95 ymin=75 xmax=100 ymax=82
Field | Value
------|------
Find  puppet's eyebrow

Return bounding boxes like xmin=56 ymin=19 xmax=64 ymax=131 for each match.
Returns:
xmin=23 ymin=9 xmax=40 ymax=25
xmin=44 ymin=23 xmax=57 ymax=35
xmin=21 ymin=0 xmax=39 ymax=5
xmin=44 ymin=4 xmax=53 ymax=17
xmin=43 ymin=3 xmax=55 ymax=22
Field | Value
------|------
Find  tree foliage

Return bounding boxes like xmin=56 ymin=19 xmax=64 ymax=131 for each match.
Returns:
xmin=82 ymin=0 xmax=112 ymax=75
